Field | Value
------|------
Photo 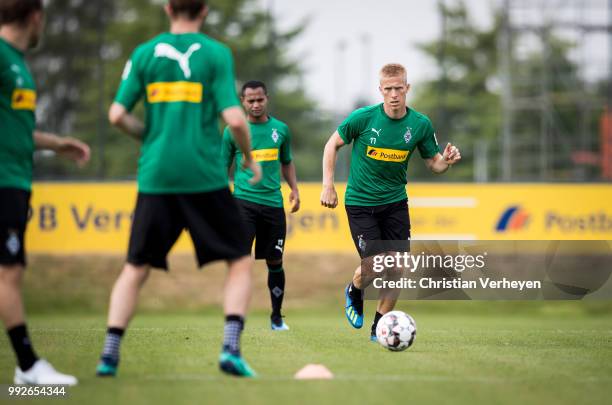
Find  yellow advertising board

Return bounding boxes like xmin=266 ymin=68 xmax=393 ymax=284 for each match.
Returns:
xmin=26 ymin=183 xmax=612 ymax=254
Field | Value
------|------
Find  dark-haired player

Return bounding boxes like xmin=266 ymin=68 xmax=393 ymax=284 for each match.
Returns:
xmin=222 ymin=81 xmax=300 ymax=331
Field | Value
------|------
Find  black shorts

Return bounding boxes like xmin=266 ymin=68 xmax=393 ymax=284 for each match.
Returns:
xmin=0 ymin=188 xmax=31 ymax=267
xmin=235 ymin=198 xmax=286 ymax=261
xmin=345 ymin=199 xmax=411 ymax=259
xmin=127 ymin=188 xmax=250 ymax=270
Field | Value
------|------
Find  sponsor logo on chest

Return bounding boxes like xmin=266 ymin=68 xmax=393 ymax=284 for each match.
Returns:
xmin=11 ymin=89 xmax=36 ymax=111
xmin=366 ymin=146 xmax=409 ymax=162
xmin=252 ymin=148 xmax=279 ymax=162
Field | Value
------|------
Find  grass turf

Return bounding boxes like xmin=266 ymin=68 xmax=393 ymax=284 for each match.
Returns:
xmin=1 ymin=306 xmax=611 ymax=405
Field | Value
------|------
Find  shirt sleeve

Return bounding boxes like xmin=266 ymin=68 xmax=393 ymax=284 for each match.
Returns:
xmin=417 ymin=119 xmax=440 ymax=159
xmin=280 ymin=125 xmax=293 ymax=164
xmin=337 ymin=109 xmax=366 ymax=145
xmin=114 ymin=48 xmax=145 ymax=111
xmin=221 ymin=126 xmax=237 ymax=169
xmin=212 ymin=46 xmax=240 ymax=113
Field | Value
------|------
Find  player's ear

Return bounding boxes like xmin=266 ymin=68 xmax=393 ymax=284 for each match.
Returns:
xmin=28 ymin=10 xmax=43 ymax=28
xmin=200 ymin=5 xmax=209 ymax=20
xmin=163 ymin=4 xmax=173 ymax=19
xmin=406 ymin=83 xmax=411 ymax=92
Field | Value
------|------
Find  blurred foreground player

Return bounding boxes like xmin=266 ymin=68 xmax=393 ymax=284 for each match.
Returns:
xmin=222 ymin=81 xmax=300 ymax=331
xmin=320 ymin=64 xmax=461 ymax=341
xmin=0 ymin=0 xmax=90 ymax=385
xmin=97 ymin=0 xmax=261 ymax=378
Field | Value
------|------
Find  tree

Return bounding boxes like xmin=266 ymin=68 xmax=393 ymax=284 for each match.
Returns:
xmin=410 ymin=1 xmax=602 ymax=181
xmin=409 ymin=1 xmax=500 ymax=181
xmin=28 ymin=0 xmax=115 ymax=179
xmin=29 ymin=0 xmax=330 ymax=181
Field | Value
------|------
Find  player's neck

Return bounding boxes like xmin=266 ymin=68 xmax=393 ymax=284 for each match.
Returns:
xmin=0 ymin=27 xmax=30 ymax=52
xmin=169 ymin=20 xmax=202 ymax=34
xmin=383 ymin=103 xmax=408 ymax=120
xmin=248 ymin=115 xmax=269 ymax=124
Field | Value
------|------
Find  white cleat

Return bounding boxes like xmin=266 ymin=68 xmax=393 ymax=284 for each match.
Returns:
xmin=271 ymin=319 xmax=290 ymax=331
xmin=14 ymin=359 xmax=78 ymax=386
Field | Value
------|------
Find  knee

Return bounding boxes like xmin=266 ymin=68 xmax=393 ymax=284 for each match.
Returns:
xmin=228 ymin=255 xmax=253 ymax=273
xmin=0 ymin=265 xmax=24 ymax=286
xmin=266 ymin=259 xmax=282 ymax=271
xmin=123 ymin=263 xmax=150 ymax=286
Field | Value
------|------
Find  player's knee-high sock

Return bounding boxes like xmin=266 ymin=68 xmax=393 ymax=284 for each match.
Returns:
xmin=348 ymin=282 xmax=363 ymax=311
xmin=267 ymin=263 xmax=285 ymax=319
xmin=222 ymin=315 xmax=244 ymax=356
xmin=371 ymin=312 xmax=383 ymax=336
xmin=101 ymin=327 xmax=125 ymax=363
xmin=7 ymin=324 xmax=38 ymax=371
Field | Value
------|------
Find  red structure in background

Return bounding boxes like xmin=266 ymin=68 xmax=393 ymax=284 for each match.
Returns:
xmin=603 ymin=107 xmax=612 ymax=180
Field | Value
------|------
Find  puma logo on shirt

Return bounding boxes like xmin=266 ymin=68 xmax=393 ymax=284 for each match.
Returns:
xmin=154 ymin=43 xmax=202 ymax=79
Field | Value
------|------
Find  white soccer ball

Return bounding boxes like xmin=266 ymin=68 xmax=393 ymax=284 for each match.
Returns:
xmin=375 ymin=311 xmax=417 ymax=352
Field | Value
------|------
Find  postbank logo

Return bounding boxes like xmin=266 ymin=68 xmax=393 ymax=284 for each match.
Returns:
xmin=11 ymin=89 xmax=36 ymax=111
xmin=146 ymin=81 xmax=202 ymax=103
xmin=366 ymin=146 xmax=409 ymax=162
xmin=252 ymin=148 xmax=279 ymax=162
xmin=496 ymin=206 xmax=530 ymax=232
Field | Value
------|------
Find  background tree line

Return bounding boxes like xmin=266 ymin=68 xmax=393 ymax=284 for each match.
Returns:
xmin=28 ymin=0 xmax=609 ymax=182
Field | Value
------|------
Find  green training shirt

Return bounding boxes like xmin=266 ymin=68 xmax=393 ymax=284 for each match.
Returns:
xmin=222 ymin=116 xmax=292 ymax=208
xmin=0 ymin=38 xmax=36 ymax=191
xmin=338 ymin=103 xmax=440 ymax=206
xmin=115 ymin=32 xmax=240 ymax=193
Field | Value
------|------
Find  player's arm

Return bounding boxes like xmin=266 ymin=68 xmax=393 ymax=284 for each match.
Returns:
xmin=110 ymin=48 xmax=145 ymax=140
xmin=321 ymin=131 xmax=346 ymax=209
xmin=280 ymin=127 xmax=299 ymax=212
xmin=33 ymin=131 xmax=90 ymax=167
xmin=282 ymin=162 xmax=300 ymax=213
xmin=222 ymin=106 xmax=262 ymax=185
xmin=108 ymin=103 xmax=145 ymax=141
xmin=221 ymin=127 xmax=237 ymax=173
xmin=424 ymin=143 xmax=461 ymax=174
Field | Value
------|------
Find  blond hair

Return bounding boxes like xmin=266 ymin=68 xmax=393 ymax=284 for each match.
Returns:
xmin=380 ymin=63 xmax=407 ymax=82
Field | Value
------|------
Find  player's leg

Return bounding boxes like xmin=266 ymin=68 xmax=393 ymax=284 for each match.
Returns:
xmin=351 ymin=254 xmax=380 ymax=290
xmin=369 ymin=200 xmax=411 ymax=340
xmin=254 ymin=205 xmax=288 ymax=330
xmin=1 ymin=189 xmax=76 ymax=385
xmin=97 ymin=194 xmax=182 ymax=377
xmin=180 ymin=190 xmax=256 ymax=377
xmin=345 ymin=205 xmax=382 ymax=329
xmin=0 ymin=265 xmax=36 ymax=375
xmin=266 ymin=257 xmax=288 ymax=330
xmin=97 ymin=263 xmax=151 ymax=376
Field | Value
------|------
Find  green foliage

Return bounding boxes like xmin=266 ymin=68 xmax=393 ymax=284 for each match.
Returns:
xmin=29 ymin=0 xmax=329 ymax=181
xmin=28 ymin=0 xmax=115 ymax=179
xmin=410 ymin=1 xmax=604 ymax=181
xmin=1 ymin=311 xmax=611 ymax=403
xmin=410 ymin=2 xmax=501 ymax=181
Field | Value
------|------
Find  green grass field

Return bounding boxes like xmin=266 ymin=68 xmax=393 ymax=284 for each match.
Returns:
xmin=1 ymin=310 xmax=611 ymax=404
xmin=1 ymin=255 xmax=611 ymax=404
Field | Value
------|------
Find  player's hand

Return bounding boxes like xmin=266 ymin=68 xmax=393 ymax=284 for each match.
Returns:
xmin=320 ymin=185 xmax=338 ymax=209
xmin=289 ymin=189 xmax=300 ymax=213
xmin=57 ymin=137 xmax=91 ymax=167
xmin=442 ymin=143 xmax=461 ymax=165
xmin=242 ymin=154 xmax=262 ymax=185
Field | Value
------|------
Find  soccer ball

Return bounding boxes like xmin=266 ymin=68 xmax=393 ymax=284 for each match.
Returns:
xmin=375 ymin=311 xmax=417 ymax=352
